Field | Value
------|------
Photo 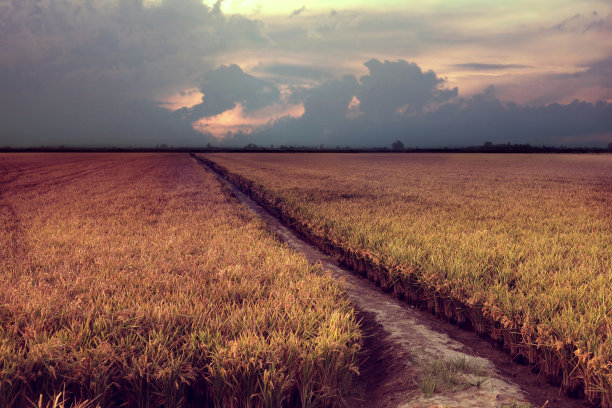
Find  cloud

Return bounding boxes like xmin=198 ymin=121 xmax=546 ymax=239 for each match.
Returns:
xmin=258 ymin=5 xmax=612 ymax=104
xmin=552 ymin=11 xmax=605 ymax=33
xmin=229 ymin=61 xmax=612 ymax=148
xmin=289 ymin=6 xmax=306 ymax=18
xmin=301 ymin=75 xmax=360 ymax=123
xmin=1 ymin=1 xmax=610 ymax=148
xmin=358 ymin=59 xmax=457 ymax=118
xmin=192 ymin=102 xmax=304 ymax=139
xmin=452 ymin=63 xmax=531 ymax=71
xmin=184 ymin=64 xmax=281 ymax=121
xmin=435 ymin=91 xmax=612 ymax=147
xmin=255 ymin=63 xmax=334 ymax=82
xmin=0 ymin=0 xmax=266 ymax=147
xmin=493 ymin=56 xmax=612 ymax=105
xmin=0 ymin=90 xmax=203 ymax=147
xmin=1 ymin=0 xmax=266 ymax=96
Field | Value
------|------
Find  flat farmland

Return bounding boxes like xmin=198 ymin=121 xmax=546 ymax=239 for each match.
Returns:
xmin=201 ymin=153 xmax=612 ymax=406
xmin=0 ymin=153 xmax=361 ymax=407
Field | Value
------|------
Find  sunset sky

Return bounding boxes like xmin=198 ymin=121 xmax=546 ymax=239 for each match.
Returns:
xmin=1 ymin=0 xmax=611 ymax=147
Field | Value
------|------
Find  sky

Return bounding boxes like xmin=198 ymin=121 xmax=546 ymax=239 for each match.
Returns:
xmin=1 ymin=0 xmax=611 ymax=148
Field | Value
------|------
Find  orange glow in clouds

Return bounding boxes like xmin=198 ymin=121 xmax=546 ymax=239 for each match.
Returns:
xmin=192 ymin=103 xmax=305 ymax=139
xmin=159 ymin=88 xmax=204 ymax=111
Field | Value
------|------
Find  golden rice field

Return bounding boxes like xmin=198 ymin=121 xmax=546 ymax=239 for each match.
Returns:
xmin=0 ymin=153 xmax=361 ymax=407
xmin=200 ymin=152 xmax=612 ymax=406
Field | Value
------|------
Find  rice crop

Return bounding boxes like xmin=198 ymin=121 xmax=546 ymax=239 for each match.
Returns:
xmin=0 ymin=153 xmax=361 ymax=407
xmin=199 ymin=152 xmax=612 ymax=406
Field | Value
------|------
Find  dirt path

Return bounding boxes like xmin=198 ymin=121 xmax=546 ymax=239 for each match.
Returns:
xmin=194 ymin=155 xmax=590 ymax=408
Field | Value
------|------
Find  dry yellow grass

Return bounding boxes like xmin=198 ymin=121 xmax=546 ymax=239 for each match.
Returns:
xmin=200 ymin=152 xmax=612 ymax=406
xmin=0 ymin=153 xmax=361 ymax=407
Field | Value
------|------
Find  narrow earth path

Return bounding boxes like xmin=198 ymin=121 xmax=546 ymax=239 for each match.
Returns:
xmin=194 ymin=155 xmax=590 ymax=408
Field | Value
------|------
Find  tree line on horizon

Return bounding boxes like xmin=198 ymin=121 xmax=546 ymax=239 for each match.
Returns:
xmin=1 ymin=141 xmax=611 ymax=153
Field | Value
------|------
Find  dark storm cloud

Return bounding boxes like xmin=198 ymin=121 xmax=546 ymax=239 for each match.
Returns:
xmin=0 ymin=0 xmax=266 ymax=147
xmin=301 ymin=75 xmax=360 ymax=123
xmin=184 ymin=64 xmax=281 ymax=120
xmin=0 ymin=87 xmax=202 ymax=147
xmin=452 ymin=63 xmax=531 ymax=71
xmin=235 ymin=61 xmax=612 ymax=148
xmin=411 ymin=87 xmax=612 ymax=147
xmin=358 ymin=59 xmax=457 ymax=118
xmin=0 ymin=0 xmax=265 ymax=96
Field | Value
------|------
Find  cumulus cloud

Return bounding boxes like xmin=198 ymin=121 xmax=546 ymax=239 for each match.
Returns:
xmin=358 ymin=59 xmax=457 ymax=118
xmin=184 ymin=64 xmax=281 ymax=120
xmin=259 ymin=5 xmax=612 ymax=104
xmin=239 ymin=59 xmax=459 ymax=146
xmin=301 ymin=75 xmax=360 ymax=124
xmin=177 ymin=64 xmax=312 ymax=140
xmin=234 ymin=61 xmax=612 ymax=148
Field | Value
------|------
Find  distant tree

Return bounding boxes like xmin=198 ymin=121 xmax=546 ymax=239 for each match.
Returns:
xmin=608 ymin=142 xmax=612 ymax=152
xmin=391 ymin=140 xmax=405 ymax=151
xmin=483 ymin=141 xmax=493 ymax=148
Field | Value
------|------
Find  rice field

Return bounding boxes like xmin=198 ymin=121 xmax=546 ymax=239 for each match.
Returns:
xmin=0 ymin=153 xmax=362 ymax=407
xmin=199 ymin=152 xmax=612 ymax=406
